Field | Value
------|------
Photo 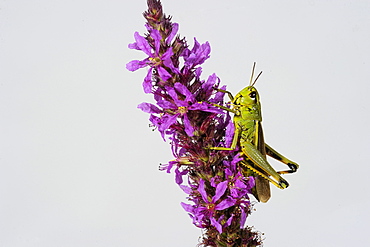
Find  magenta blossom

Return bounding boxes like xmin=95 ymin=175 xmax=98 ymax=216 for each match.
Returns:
xmin=127 ymin=29 xmax=179 ymax=93
xmin=127 ymin=0 xmax=261 ymax=246
xmin=181 ymin=179 xmax=236 ymax=233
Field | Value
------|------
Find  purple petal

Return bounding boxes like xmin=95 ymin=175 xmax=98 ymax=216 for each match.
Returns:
xmin=159 ymin=160 xmax=175 ymax=173
xmin=167 ymin=87 xmax=186 ymax=107
xmin=230 ymin=153 xmax=243 ymax=169
xmin=128 ymin=42 xmax=140 ymax=50
xmin=158 ymin=113 xmax=179 ymax=133
xmin=166 ymin=86 xmax=178 ymax=101
xmin=235 ymin=179 xmax=247 ymax=190
xmin=215 ymin=197 xmax=236 ymax=210
xmin=224 ymin=167 xmax=233 ymax=178
xmin=161 ymin=47 xmax=173 ymax=62
xmin=195 ymin=67 xmax=202 ymax=78
xmin=226 ymin=215 xmax=234 ymax=228
xmin=246 ymin=176 xmax=256 ymax=190
xmin=174 ymin=83 xmax=195 ymax=102
xmin=240 ymin=207 xmax=247 ymax=228
xmin=197 ymin=41 xmax=211 ymax=64
xmin=202 ymin=73 xmax=217 ymax=99
xmin=175 ymin=167 xmax=188 ymax=185
xmin=144 ymin=23 xmax=151 ymax=31
xmin=157 ymin=66 xmax=172 ymax=81
xmin=213 ymin=181 xmax=228 ymax=202
xmin=230 ymin=188 xmax=240 ymax=198
xmin=151 ymin=29 xmax=161 ymax=55
xmin=180 ymin=185 xmax=192 ymax=194
xmin=198 ymin=179 xmax=208 ymax=202
xmin=183 ymin=114 xmax=195 ymax=137
xmin=185 ymin=39 xmax=211 ymax=66
xmin=166 ymin=23 xmax=179 ymax=45
xmin=175 ymin=169 xmax=183 ymax=184
xmin=183 ymin=39 xmax=200 ymax=67
xmin=126 ymin=59 xmax=149 ymax=71
xmin=178 ymin=147 xmax=187 ymax=157
xmin=194 ymin=206 xmax=207 ymax=219
xmin=181 ymin=47 xmax=191 ymax=60
xmin=211 ymin=85 xmax=227 ymax=103
xmin=133 ymin=32 xmax=152 ymax=56
xmin=143 ymin=68 xmax=153 ymax=93
xmin=156 ymin=99 xmax=176 ymax=110
xmin=137 ymin=102 xmax=162 ymax=114
xmin=162 ymin=48 xmax=180 ymax=74
xmin=210 ymin=176 xmax=219 ymax=188
xmin=210 ymin=217 xmax=223 ymax=233
xmin=225 ymin=120 xmax=235 ymax=147
xmin=184 ymin=53 xmax=197 ymax=67
xmin=149 ymin=114 xmax=166 ymax=140
xmin=181 ymin=202 xmax=194 ymax=214
xmin=191 ymin=38 xmax=200 ymax=53
xmin=149 ymin=114 xmax=161 ymax=127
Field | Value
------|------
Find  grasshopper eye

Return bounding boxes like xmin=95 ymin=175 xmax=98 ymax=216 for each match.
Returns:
xmin=249 ymin=91 xmax=256 ymax=99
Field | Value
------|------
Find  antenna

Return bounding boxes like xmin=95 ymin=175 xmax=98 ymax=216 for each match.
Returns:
xmin=249 ymin=62 xmax=256 ymax=86
xmin=252 ymin=71 xmax=263 ymax=87
xmin=249 ymin=62 xmax=263 ymax=87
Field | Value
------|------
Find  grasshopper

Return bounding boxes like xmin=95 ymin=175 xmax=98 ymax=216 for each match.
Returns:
xmin=210 ymin=63 xmax=299 ymax=202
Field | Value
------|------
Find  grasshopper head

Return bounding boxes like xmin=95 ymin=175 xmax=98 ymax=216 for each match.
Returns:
xmin=232 ymin=86 xmax=262 ymax=121
xmin=232 ymin=63 xmax=263 ymax=121
xmin=233 ymin=86 xmax=260 ymax=106
xmin=233 ymin=62 xmax=262 ymax=107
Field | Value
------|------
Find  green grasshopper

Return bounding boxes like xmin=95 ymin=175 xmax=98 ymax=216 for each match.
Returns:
xmin=210 ymin=63 xmax=299 ymax=202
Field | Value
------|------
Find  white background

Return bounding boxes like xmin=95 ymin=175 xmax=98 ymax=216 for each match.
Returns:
xmin=1 ymin=0 xmax=370 ymax=246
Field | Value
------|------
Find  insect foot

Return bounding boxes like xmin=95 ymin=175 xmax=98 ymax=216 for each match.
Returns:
xmin=288 ymin=163 xmax=299 ymax=173
xmin=279 ymin=180 xmax=289 ymax=189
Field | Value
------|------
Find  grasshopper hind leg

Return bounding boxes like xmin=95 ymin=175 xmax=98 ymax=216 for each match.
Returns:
xmin=241 ymin=160 xmax=289 ymax=189
xmin=265 ymin=144 xmax=299 ymax=174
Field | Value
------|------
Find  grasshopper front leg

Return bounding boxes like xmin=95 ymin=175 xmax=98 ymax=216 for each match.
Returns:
xmin=265 ymin=144 xmax=299 ymax=174
xmin=212 ymin=87 xmax=235 ymax=102
xmin=207 ymin=99 xmax=241 ymax=152
xmin=209 ymin=127 xmax=240 ymax=151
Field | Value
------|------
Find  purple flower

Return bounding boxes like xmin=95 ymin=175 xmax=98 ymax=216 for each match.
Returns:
xmin=223 ymin=155 xmax=255 ymax=199
xmin=182 ymin=179 xmax=236 ymax=233
xmin=137 ymin=102 xmax=162 ymax=114
xmin=159 ymin=158 xmax=190 ymax=185
xmin=127 ymin=30 xmax=179 ymax=93
xmin=128 ymin=1 xmax=261 ymax=245
xmin=183 ymin=38 xmax=211 ymax=69
xmin=166 ymin=23 xmax=179 ymax=45
xmin=140 ymin=82 xmax=222 ymax=138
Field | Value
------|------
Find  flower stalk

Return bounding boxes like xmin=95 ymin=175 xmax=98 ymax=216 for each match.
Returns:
xmin=127 ymin=0 xmax=262 ymax=246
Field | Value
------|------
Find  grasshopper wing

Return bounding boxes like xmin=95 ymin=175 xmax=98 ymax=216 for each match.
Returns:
xmin=254 ymin=123 xmax=271 ymax=203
